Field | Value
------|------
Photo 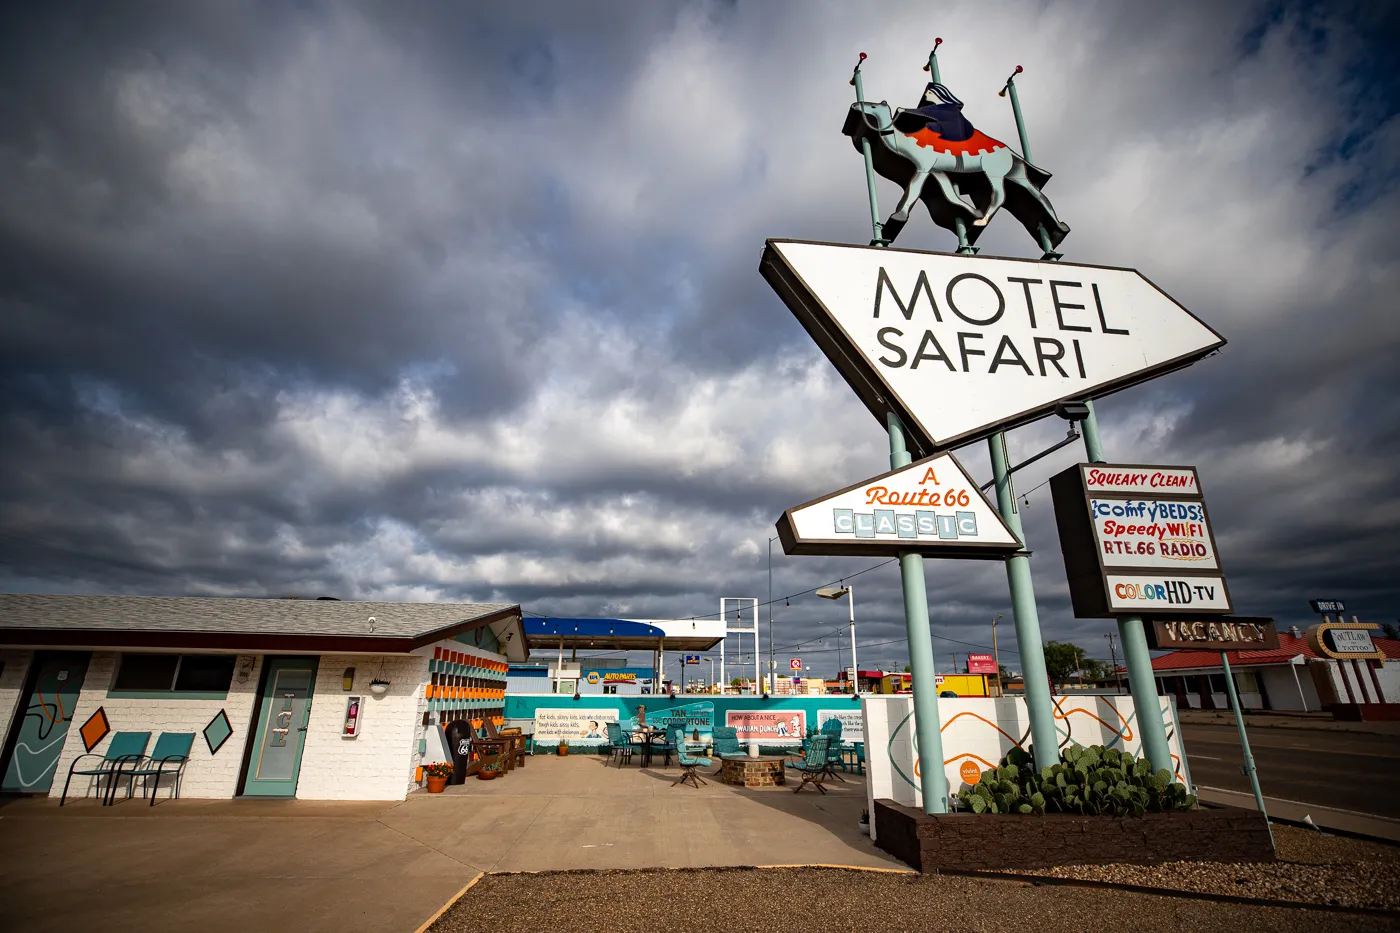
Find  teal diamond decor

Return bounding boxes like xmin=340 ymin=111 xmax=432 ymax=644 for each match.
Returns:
xmin=203 ymin=709 xmax=233 ymax=755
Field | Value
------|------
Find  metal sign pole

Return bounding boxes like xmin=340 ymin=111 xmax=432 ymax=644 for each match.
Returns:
xmin=853 ymin=53 xmax=948 ymax=814
xmin=1001 ymin=64 xmax=1172 ymax=774
xmin=1220 ymin=651 xmax=1272 ymax=844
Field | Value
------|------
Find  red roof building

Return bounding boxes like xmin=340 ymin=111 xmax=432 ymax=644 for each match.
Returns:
xmin=1151 ymin=631 xmax=1400 ymax=713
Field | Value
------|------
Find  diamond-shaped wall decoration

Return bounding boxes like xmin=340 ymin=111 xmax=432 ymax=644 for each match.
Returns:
xmin=79 ymin=707 xmax=110 ymax=752
xmin=203 ymin=709 xmax=233 ymax=755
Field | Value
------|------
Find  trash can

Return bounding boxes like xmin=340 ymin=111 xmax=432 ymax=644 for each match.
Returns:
xmin=443 ymin=720 xmax=474 ymax=785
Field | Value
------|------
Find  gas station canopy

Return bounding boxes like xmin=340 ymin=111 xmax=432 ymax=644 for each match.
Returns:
xmin=522 ymin=617 xmax=726 ymax=652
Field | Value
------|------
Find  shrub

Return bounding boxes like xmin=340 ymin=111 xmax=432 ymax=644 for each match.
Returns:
xmin=954 ymin=743 xmax=1197 ymax=817
xmin=423 ymin=761 xmax=454 ymax=779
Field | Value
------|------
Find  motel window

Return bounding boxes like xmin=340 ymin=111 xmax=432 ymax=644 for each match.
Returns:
xmin=1234 ymin=671 xmax=1259 ymax=694
xmin=1208 ymin=674 xmax=1227 ymax=693
xmin=112 ymin=654 xmax=236 ymax=694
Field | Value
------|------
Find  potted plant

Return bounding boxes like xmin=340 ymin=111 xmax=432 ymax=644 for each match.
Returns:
xmin=369 ymin=679 xmax=390 ymax=697
xmin=858 ymin=808 xmax=870 ymax=835
xmin=477 ymin=757 xmax=503 ymax=781
xmin=423 ymin=762 xmax=453 ymax=793
xmin=557 ymin=738 xmax=570 ymax=756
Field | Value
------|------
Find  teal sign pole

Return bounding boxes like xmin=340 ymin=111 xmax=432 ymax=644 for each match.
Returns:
xmin=1220 ymin=651 xmax=1272 ymax=844
xmin=1001 ymin=65 xmax=1172 ymax=775
xmin=853 ymin=53 xmax=948 ymax=814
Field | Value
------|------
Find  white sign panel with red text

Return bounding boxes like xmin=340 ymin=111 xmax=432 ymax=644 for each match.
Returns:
xmin=1090 ymin=497 xmax=1218 ymax=570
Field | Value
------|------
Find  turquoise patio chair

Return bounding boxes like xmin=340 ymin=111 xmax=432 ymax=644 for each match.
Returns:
xmin=786 ymin=735 xmax=831 ymax=795
xmin=60 ymin=731 xmax=150 ymax=806
xmin=604 ymin=721 xmax=634 ymax=768
xmin=710 ymin=725 xmax=742 ymax=774
xmin=819 ymin=718 xmax=846 ymax=782
xmin=668 ymin=726 xmax=712 ymax=788
xmin=125 ymin=732 xmax=195 ymax=806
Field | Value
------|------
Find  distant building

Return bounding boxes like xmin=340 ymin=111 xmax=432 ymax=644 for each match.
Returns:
xmin=1151 ymin=631 xmax=1400 ymax=715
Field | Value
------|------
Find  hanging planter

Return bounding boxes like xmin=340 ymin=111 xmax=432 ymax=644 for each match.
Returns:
xmin=369 ymin=659 xmax=390 ymax=696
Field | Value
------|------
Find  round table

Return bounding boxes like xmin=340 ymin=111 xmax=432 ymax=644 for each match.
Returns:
xmin=719 ymin=753 xmax=787 ymax=788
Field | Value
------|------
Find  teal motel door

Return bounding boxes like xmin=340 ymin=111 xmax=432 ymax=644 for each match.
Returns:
xmin=2 ymin=652 xmax=91 ymax=794
xmin=241 ymin=657 xmax=318 ymax=797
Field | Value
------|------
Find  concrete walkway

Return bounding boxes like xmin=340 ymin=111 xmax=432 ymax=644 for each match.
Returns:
xmin=383 ymin=754 xmax=896 ymax=873
xmin=0 ymin=756 xmax=897 ymax=933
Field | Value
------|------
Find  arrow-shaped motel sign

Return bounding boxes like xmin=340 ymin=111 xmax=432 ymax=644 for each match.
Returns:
xmin=760 ymin=240 xmax=1226 ymax=456
xmin=776 ymin=452 xmax=1022 ymax=558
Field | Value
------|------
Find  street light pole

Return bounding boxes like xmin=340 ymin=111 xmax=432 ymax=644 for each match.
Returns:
xmin=816 ymin=585 xmax=860 ymax=702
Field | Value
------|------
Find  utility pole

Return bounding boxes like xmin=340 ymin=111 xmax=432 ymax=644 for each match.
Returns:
xmin=1000 ymin=63 xmax=1172 ymax=775
xmin=768 ymin=535 xmax=779 ymax=696
xmin=991 ymin=614 xmax=1003 ymax=697
xmin=1105 ymin=632 xmax=1123 ymax=694
xmin=852 ymin=50 xmax=948 ymax=814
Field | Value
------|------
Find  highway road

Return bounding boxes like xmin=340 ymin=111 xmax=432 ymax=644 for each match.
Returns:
xmin=1180 ymin=722 xmax=1400 ymax=819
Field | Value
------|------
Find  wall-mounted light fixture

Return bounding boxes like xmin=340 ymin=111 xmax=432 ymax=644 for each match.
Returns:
xmin=342 ymin=667 xmax=356 ymax=691
xmin=235 ymin=657 xmax=256 ymax=684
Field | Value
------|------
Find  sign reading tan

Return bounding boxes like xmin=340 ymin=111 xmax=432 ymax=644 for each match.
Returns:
xmin=1306 ymin=622 xmax=1385 ymax=661
xmin=1145 ymin=617 xmax=1278 ymax=651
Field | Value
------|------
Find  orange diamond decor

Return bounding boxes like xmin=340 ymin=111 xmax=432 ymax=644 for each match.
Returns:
xmin=79 ymin=707 xmax=110 ymax=752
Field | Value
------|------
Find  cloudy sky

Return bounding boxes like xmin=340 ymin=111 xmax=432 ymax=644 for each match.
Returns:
xmin=2 ymin=1 xmax=1397 ymax=678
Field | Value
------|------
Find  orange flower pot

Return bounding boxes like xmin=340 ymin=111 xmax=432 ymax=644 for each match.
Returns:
xmin=426 ymin=776 xmax=448 ymax=794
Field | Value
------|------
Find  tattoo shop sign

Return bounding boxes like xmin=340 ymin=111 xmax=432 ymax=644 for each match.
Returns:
xmin=760 ymin=240 xmax=1224 ymax=455
xmin=1051 ymin=463 xmax=1232 ymax=618
xmin=775 ymin=452 xmax=1020 ymax=558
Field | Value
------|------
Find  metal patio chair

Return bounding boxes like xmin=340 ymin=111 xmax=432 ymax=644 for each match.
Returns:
xmin=604 ymin=721 xmax=634 ymax=767
xmin=60 ymin=731 xmax=150 ymax=806
xmin=125 ymin=732 xmax=195 ymax=806
xmin=819 ymin=718 xmax=847 ymax=782
xmin=668 ymin=726 xmax=712 ymax=788
xmin=786 ymin=735 xmax=832 ymax=795
xmin=710 ymin=725 xmax=742 ymax=774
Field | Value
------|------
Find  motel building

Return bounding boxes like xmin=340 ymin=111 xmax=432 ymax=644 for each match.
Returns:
xmin=1151 ymin=627 xmax=1400 ymax=716
xmin=0 ymin=594 xmax=528 ymax=802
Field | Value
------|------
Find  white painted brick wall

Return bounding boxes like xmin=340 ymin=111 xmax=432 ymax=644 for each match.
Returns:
xmin=0 ymin=650 xmax=34 ymax=751
xmin=47 ymin=653 xmax=263 ymax=801
xmin=295 ymin=655 xmax=430 ymax=801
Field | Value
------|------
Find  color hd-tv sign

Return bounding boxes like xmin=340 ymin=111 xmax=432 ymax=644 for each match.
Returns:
xmin=1050 ymin=463 xmax=1232 ymax=618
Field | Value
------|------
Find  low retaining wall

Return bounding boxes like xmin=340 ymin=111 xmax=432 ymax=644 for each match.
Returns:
xmin=1326 ymin=702 xmax=1400 ymax=722
xmin=873 ymin=799 xmax=1275 ymax=872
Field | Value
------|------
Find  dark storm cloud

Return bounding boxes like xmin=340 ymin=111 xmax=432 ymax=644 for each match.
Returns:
xmin=1 ymin=1 xmax=1397 ymax=674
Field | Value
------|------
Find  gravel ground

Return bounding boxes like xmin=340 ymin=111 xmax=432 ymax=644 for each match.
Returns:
xmin=430 ymin=866 xmax=1400 ymax=933
xmin=996 ymin=824 xmax=1400 ymax=911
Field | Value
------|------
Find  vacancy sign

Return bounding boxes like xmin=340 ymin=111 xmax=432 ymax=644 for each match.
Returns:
xmin=776 ymin=452 xmax=1021 ymax=558
xmin=760 ymin=240 xmax=1225 ymax=454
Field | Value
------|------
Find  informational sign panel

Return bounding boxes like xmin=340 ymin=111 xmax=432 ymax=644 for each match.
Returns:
xmin=533 ymin=708 xmax=619 ymax=746
xmin=776 ymin=452 xmax=1021 ymax=558
xmin=1144 ymin=617 xmax=1279 ymax=651
xmin=726 ymin=709 xmax=806 ymax=744
xmin=1309 ymin=599 xmax=1346 ymax=614
xmin=760 ymin=240 xmax=1226 ymax=455
xmin=1052 ymin=463 xmax=1232 ymax=618
xmin=1306 ymin=622 xmax=1385 ymax=661
xmin=966 ymin=653 xmax=997 ymax=674
xmin=861 ymin=695 xmax=1189 ymax=840
xmin=816 ymin=708 xmax=864 ymax=739
xmin=789 ymin=658 xmax=802 ymax=671
xmin=684 ymin=654 xmax=701 ymax=665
